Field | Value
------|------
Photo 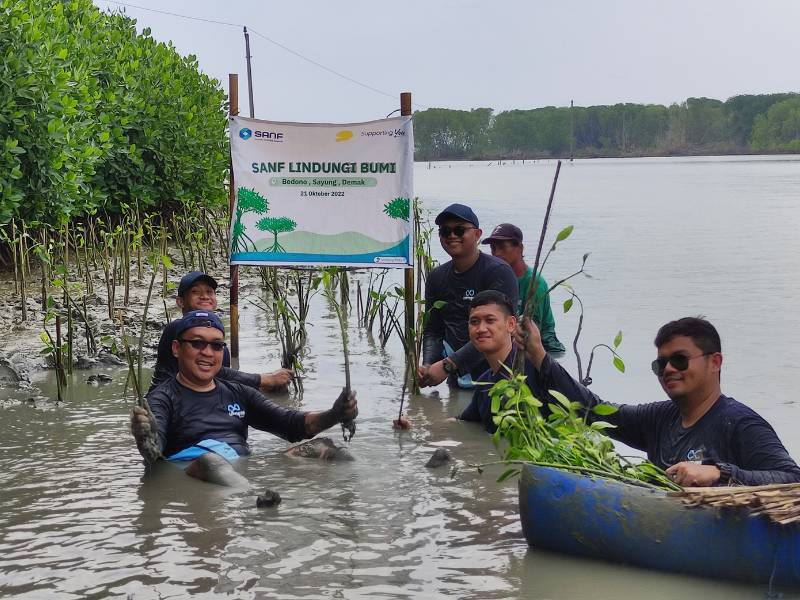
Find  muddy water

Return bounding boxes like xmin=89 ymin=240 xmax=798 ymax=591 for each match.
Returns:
xmin=2 ymin=155 xmax=800 ymax=599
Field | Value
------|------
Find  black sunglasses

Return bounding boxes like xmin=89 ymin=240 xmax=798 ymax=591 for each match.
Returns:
xmin=438 ymin=225 xmax=476 ymax=237
xmin=178 ymin=338 xmax=227 ymax=352
xmin=651 ymin=352 xmax=710 ymax=376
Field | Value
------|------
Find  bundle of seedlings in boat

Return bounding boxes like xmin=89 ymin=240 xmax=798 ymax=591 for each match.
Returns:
xmin=482 ymin=372 xmax=680 ymax=491
xmin=322 ymin=268 xmax=356 ymax=442
xmin=673 ymin=483 xmax=800 ymax=525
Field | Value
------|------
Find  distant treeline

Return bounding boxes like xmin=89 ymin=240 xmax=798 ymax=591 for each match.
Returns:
xmin=412 ymin=94 xmax=800 ymax=161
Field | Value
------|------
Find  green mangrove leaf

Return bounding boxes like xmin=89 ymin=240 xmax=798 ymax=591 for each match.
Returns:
xmin=592 ymin=403 xmax=619 ymax=416
xmin=555 ymin=225 xmax=574 ymax=242
xmin=613 ymin=356 xmax=625 ymax=373
xmin=613 ymin=330 xmax=623 ymax=348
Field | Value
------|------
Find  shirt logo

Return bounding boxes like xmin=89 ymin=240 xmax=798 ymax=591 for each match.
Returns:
xmin=686 ymin=447 xmax=706 ymax=462
xmin=463 ymin=289 xmax=476 ymax=301
xmin=228 ymin=403 xmax=246 ymax=419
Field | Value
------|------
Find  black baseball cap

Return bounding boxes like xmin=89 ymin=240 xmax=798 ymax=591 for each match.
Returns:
xmin=178 ymin=271 xmax=218 ymax=297
xmin=174 ymin=310 xmax=225 ymax=338
xmin=434 ymin=203 xmax=479 ymax=228
xmin=481 ymin=223 xmax=523 ymax=245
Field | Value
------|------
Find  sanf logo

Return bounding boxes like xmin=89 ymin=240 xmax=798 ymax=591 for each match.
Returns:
xmin=239 ymin=127 xmax=253 ymax=140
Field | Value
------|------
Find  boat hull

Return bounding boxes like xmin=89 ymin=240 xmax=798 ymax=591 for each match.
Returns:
xmin=519 ymin=464 xmax=800 ymax=586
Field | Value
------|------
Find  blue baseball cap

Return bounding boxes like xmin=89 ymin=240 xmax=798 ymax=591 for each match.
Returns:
xmin=434 ymin=203 xmax=479 ymax=228
xmin=178 ymin=271 xmax=218 ymax=297
xmin=174 ymin=310 xmax=225 ymax=338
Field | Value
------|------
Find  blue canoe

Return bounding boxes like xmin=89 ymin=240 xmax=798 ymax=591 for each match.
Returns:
xmin=518 ymin=464 xmax=800 ymax=587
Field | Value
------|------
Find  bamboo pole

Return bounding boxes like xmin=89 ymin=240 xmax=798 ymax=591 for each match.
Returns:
xmin=401 ymin=92 xmax=416 ymax=392
xmin=228 ymin=73 xmax=240 ymax=366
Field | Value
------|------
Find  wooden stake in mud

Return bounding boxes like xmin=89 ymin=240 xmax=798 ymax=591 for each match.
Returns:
xmin=401 ymin=92 xmax=416 ymax=393
xmin=228 ymin=73 xmax=240 ymax=367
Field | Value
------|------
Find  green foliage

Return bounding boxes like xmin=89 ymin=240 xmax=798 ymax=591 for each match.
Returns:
xmin=383 ymin=197 xmax=410 ymax=220
xmin=412 ymin=93 xmax=800 ymax=160
xmin=0 ymin=0 xmax=228 ymax=226
xmin=488 ymin=370 xmax=679 ymax=490
xmin=750 ymin=97 xmax=800 ymax=152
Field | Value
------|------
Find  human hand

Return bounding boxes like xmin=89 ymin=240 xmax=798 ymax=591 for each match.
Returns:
xmin=665 ymin=462 xmax=721 ymax=487
xmin=393 ymin=416 xmax=412 ymax=430
xmin=130 ymin=406 xmax=161 ymax=465
xmin=332 ymin=387 xmax=358 ymax=423
xmin=513 ymin=317 xmax=546 ymax=369
xmin=418 ymin=360 xmax=447 ymax=387
xmin=261 ymin=368 xmax=294 ymax=392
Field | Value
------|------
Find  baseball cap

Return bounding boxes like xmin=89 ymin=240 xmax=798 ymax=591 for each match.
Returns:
xmin=178 ymin=271 xmax=218 ymax=297
xmin=481 ymin=223 xmax=523 ymax=245
xmin=434 ymin=203 xmax=479 ymax=228
xmin=174 ymin=310 xmax=225 ymax=338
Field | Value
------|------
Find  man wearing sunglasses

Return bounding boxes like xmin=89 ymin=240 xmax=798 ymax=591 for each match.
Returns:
xmin=148 ymin=271 xmax=292 ymax=394
xmin=418 ymin=203 xmax=519 ymax=389
xmin=515 ymin=316 xmax=800 ymax=487
xmin=131 ymin=310 xmax=358 ymax=467
xmin=481 ymin=222 xmax=564 ymax=354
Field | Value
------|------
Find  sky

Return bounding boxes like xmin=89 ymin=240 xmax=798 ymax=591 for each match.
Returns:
xmin=93 ymin=0 xmax=800 ymax=123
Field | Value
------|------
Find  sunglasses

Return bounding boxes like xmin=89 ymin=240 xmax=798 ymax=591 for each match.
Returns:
xmin=178 ymin=338 xmax=227 ymax=352
xmin=651 ymin=352 xmax=710 ymax=376
xmin=438 ymin=225 xmax=476 ymax=237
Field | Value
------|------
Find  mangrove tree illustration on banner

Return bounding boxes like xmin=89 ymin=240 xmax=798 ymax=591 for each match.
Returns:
xmin=229 ymin=115 xmax=414 ymax=268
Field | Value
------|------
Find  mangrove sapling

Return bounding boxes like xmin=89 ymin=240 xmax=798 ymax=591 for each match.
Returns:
xmin=480 ymin=371 xmax=680 ymax=491
xmin=322 ymin=269 xmax=356 ymax=442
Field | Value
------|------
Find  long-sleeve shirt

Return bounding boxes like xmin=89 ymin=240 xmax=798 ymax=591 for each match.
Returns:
xmin=422 ymin=252 xmax=518 ymax=378
xmin=517 ymin=267 xmax=565 ymax=354
xmin=148 ymin=318 xmax=261 ymax=394
xmin=459 ymin=347 xmax=552 ymax=432
xmin=145 ymin=377 xmax=308 ymax=457
xmin=535 ymin=354 xmax=800 ymax=486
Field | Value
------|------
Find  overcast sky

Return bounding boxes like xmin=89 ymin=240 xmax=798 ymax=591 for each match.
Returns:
xmin=94 ymin=0 xmax=800 ymax=123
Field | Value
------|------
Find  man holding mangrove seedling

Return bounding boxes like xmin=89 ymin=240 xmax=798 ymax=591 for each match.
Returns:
xmin=148 ymin=271 xmax=292 ymax=394
xmin=419 ymin=204 xmax=518 ymax=389
xmin=516 ymin=316 xmax=800 ymax=487
xmin=131 ymin=310 xmax=358 ymax=464
xmin=454 ymin=290 xmax=552 ymax=432
xmin=481 ymin=222 xmax=565 ymax=354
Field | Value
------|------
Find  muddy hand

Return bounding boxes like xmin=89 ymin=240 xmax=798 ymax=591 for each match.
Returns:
xmin=130 ymin=405 xmax=162 ymax=465
xmin=333 ymin=387 xmax=358 ymax=442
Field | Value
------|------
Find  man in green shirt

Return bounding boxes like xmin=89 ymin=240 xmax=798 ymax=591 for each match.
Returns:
xmin=482 ymin=223 xmax=565 ymax=354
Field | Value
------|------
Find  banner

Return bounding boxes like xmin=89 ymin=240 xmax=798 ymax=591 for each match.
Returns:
xmin=229 ymin=115 xmax=414 ymax=268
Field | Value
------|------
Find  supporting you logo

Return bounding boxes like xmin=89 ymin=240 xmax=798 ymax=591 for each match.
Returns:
xmin=335 ymin=130 xmax=354 ymax=142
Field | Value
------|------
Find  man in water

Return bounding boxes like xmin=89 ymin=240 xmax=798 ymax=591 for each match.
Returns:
xmin=453 ymin=290 xmax=552 ymax=432
xmin=131 ymin=310 xmax=357 ymax=465
xmin=418 ymin=203 xmax=518 ymax=388
xmin=516 ymin=315 xmax=800 ymax=486
xmin=148 ymin=271 xmax=292 ymax=394
xmin=481 ymin=222 xmax=564 ymax=354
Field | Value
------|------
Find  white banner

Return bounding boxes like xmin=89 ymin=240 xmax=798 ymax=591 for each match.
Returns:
xmin=229 ymin=115 xmax=414 ymax=268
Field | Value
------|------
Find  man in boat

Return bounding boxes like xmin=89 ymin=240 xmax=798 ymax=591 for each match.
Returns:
xmin=481 ymin=222 xmax=565 ymax=354
xmin=148 ymin=271 xmax=292 ymax=394
xmin=516 ymin=316 xmax=800 ymax=487
xmin=131 ymin=310 xmax=358 ymax=466
xmin=452 ymin=290 xmax=552 ymax=432
xmin=418 ymin=204 xmax=519 ymax=389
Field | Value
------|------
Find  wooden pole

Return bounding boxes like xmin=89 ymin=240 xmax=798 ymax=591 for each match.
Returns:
xmin=243 ymin=27 xmax=255 ymax=118
xmin=228 ymin=73 xmax=240 ymax=366
xmin=400 ymin=92 xmax=416 ymax=391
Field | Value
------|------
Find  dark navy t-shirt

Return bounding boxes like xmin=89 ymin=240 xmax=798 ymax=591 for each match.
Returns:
xmin=536 ymin=354 xmax=800 ymax=485
xmin=423 ymin=252 xmax=518 ymax=378
xmin=146 ymin=378 xmax=307 ymax=457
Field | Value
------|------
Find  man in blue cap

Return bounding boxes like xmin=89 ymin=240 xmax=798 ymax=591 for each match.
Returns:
xmin=148 ymin=271 xmax=292 ymax=394
xmin=131 ymin=310 xmax=358 ymax=466
xmin=418 ymin=203 xmax=518 ymax=388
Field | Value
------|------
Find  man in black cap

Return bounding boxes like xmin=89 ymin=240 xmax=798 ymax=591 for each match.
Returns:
xmin=132 ymin=310 xmax=357 ymax=466
xmin=482 ymin=223 xmax=564 ymax=354
xmin=148 ymin=271 xmax=292 ymax=394
xmin=418 ymin=203 xmax=519 ymax=388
